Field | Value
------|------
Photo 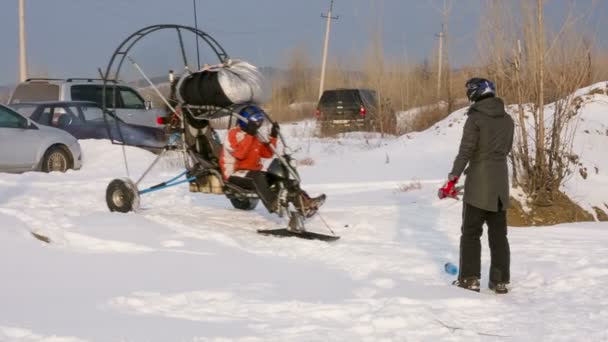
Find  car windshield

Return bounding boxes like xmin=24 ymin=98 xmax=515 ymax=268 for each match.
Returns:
xmin=9 ymin=104 xmax=38 ymax=118
xmin=359 ymin=90 xmax=378 ymax=108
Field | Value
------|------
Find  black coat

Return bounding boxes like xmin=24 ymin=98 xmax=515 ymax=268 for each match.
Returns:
xmin=450 ymin=97 xmax=514 ymax=212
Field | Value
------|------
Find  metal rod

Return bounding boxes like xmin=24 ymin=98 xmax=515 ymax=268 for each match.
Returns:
xmin=121 ymin=145 xmax=130 ymax=177
xmin=160 ymin=170 xmax=189 ymax=187
xmin=126 ymin=55 xmax=181 ymax=120
xmin=135 ymin=149 xmax=166 ymax=186
xmin=193 ymin=0 xmax=201 ymax=69
xmin=176 ymin=28 xmax=190 ymax=72
xmin=139 ymin=177 xmax=196 ymax=195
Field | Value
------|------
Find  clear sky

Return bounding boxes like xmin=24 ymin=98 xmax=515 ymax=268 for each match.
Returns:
xmin=0 ymin=0 xmax=606 ymax=85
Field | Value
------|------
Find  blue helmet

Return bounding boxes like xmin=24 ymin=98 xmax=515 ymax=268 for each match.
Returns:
xmin=465 ymin=78 xmax=496 ymax=102
xmin=238 ymin=105 xmax=265 ymax=130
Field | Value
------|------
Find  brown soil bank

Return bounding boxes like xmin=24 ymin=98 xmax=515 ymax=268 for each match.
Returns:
xmin=508 ymin=191 xmax=598 ymax=227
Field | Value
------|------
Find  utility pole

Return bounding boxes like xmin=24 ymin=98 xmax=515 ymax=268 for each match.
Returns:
xmin=18 ymin=0 xmax=28 ymax=82
xmin=436 ymin=29 xmax=444 ymax=100
xmin=435 ymin=0 xmax=450 ymax=102
xmin=318 ymin=0 xmax=339 ymax=99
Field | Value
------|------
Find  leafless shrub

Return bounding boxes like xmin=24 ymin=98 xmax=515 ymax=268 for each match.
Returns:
xmin=396 ymin=180 xmax=423 ymax=193
xmin=408 ymin=105 xmax=452 ymax=133
xmin=478 ymin=0 xmax=601 ymax=204
xmin=296 ymin=157 xmax=315 ymax=166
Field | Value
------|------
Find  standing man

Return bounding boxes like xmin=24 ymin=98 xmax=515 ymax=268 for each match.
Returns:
xmin=438 ymin=78 xmax=514 ymax=294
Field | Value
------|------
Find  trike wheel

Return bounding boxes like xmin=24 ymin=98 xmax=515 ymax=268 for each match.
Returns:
xmin=106 ymin=178 xmax=140 ymax=213
xmin=230 ymin=198 xmax=259 ymax=211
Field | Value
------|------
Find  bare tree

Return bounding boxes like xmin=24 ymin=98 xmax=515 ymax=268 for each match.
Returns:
xmin=479 ymin=0 xmax=598 ymax=204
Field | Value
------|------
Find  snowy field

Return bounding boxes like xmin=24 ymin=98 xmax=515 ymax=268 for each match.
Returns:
xmin=1 ymin=87 xmax=608 ymax=341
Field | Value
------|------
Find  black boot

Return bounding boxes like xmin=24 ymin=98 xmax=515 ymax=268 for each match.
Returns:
xmin=452 ymin=277 xmax=480 ymax=292
xmin=488 ymin=281 xmax=509 ymax=294
xmin=296 ymin=192 xmax=326 ymax=218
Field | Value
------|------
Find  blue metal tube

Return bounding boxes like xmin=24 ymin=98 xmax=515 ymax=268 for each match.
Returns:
xmin=138 ymin=170 xmax=196 ymax=196
xmin=163 ymin=170 xmax=188 ymax=184
xmin=138 ymin=177 xmax=196 ymax=195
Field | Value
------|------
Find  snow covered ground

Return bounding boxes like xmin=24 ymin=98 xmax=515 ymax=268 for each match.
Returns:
xmin=1 ymin=88 xmax=608 ymax=341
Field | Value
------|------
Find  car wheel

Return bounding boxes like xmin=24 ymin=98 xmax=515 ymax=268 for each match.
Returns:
xmin=230 ymin=198 xmax=259 ymax=211
xmin=106 ymin=178 xmax=140 ymax=213
xmin=41 ymin=146 xmax=72 ymax=172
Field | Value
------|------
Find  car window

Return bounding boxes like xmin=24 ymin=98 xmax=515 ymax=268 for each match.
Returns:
xmin=64 ymin=106 xmax=82 ymax=122
xmin=81 ymin=106 xmax=105 ymax=121
xmin=119 ymin=87 xmax=145 ymax=109
xmin=319 ymin=90 xmax=359 ymax=106
xmin=359 ymin=90 xmax=377 ymax=108
xmin=37 ymin=106 xmax=55 ymax=126
xmin=71 ymin=85 xmax=119 ymax=108
xmin=0 ymin=106 xmax=27 ymax=128
xmin=53 ymin=106 xmax=80 ymax=128
xmin=10 ymin=104 xmax=38 ymax=118
xmin=10 ymin=84 xmax=60 ymax=104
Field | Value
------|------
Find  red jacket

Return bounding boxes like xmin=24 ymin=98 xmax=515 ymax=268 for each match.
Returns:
xmin=220 ymin=127 xmax=277 ymax=179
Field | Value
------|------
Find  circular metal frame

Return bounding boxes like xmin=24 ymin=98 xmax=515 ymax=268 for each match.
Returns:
xmin=101 ymin=24 xmax=230 ymax=148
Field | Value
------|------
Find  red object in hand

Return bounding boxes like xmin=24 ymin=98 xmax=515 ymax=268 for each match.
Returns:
xmin=438 ymin=176 xmax=460 ymax=199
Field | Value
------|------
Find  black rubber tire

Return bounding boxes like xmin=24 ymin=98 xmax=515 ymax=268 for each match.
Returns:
xmin=106 ymin=178 xmax=140 ymax=213
xmin=230 ymin=198 xmax=259 ymax=211
xmin=41 ymin=146 xmax=72 ymax=173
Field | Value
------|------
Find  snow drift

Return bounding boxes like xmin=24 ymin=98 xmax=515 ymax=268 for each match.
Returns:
xmin=1 ymin=83 xmax=608 ymax=341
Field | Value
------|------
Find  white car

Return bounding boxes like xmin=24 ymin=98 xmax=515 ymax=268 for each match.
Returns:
xmin=0 ymin=104 xmax=82 ymax=173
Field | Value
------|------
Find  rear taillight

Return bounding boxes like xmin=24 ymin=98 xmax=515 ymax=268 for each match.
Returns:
xmin=359 ymin=106 xmax=366 ymax=117
xmin=156 ymin=116 xmax=167 ymax=125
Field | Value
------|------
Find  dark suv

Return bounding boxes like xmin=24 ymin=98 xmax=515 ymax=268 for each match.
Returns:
xmin=315 ymin=88 xmax=377 ymax=135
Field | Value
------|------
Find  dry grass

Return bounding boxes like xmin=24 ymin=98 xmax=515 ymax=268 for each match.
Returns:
xmin=296 ymin=157 xmax=315 ymax=167
xmin=396 ymin=180 xmax=423 ymax=193
xmin=475 ymin=0 xmax=608 ymax=205
xmin=508 ymin=192 xmax=595 ymax=226
xmin=408 ymin=105 xmax=452 ymax=133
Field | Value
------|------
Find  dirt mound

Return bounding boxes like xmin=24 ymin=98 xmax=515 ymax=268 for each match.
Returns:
xmin=508 ymin=191 xmax=595 ymax=227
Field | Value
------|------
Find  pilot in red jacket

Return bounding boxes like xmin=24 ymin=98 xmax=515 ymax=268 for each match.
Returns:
xmin=220 ymin=105 xmax=279 ymax=211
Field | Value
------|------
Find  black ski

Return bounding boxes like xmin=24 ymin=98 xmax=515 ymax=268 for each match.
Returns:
xmin=257 ymin=228 xmax=340 ymax=242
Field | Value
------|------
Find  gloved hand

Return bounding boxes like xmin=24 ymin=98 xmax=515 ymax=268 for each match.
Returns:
xmin=438 ymin=174 xmax=463 ymax=200
xmin=244 ymin=120 xmax=260 ymax=136
xmin=270 ymin=122 xmax=280 ymax=138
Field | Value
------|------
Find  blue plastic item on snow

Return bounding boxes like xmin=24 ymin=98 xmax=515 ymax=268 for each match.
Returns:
xmin=444 ymin=262 xmax=458 ymax=275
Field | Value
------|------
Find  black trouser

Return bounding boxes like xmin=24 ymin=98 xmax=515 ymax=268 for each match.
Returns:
xmin=459 ymin=201 xmax=510 ymax=284
xmin=228 ymin=171 xmax=277 ymax=211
